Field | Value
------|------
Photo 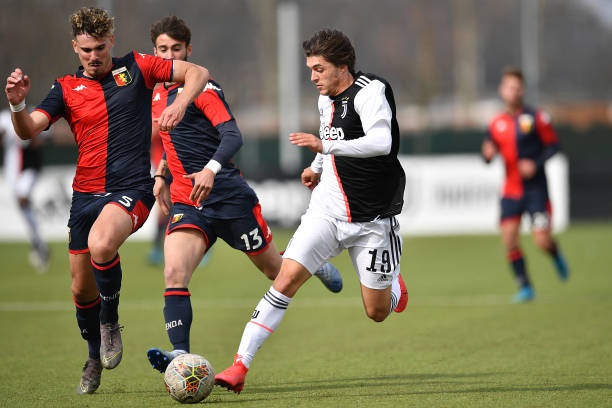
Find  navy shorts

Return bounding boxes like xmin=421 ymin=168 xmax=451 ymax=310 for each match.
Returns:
xmin=500 ymin=188 xmax=552 ymax=229
xmin=68 ymin=189 xmax=155 ymax=253
xmin=168 ymin=192 xmax=273 ymax=255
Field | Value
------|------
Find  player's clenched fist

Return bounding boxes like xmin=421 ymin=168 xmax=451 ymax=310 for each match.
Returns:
xmin=5 ymin=68 xmax=30 ymax=105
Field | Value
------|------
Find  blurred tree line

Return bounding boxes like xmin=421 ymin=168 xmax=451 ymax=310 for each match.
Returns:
xmin=1 ymin=0 xmax=611 ymax=136
xmin=1 ymin=0 xmax=610 ymax=218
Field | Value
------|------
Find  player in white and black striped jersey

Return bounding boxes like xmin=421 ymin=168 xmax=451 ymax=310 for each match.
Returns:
xmin=307 ymin=70 xmax=405 ymax=223
xmin=215 ymin=28 xmax=408 ymax=394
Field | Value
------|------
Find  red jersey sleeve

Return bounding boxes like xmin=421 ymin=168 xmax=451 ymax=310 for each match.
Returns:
xmin=132 ymin=51 xmax=174 ymax=89
xmin=193 ymin=87 xmax=232 ymax=127
xmin=487 ymin=115 xmax=504 ymax=146
xmin=535 ymin=110 xmax=558 ymax=145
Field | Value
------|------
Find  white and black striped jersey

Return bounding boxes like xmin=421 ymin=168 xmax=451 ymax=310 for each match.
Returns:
xmin=308 ymin=72 xmax=405 ymax=222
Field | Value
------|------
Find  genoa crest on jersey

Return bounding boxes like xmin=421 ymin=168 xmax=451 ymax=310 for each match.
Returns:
xmin=112 ymin=66 xmax=132 ymax=86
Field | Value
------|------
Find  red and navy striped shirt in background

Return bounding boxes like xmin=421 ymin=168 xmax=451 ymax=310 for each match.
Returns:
xmin=486 ymin=107 xmax=560 ymax=199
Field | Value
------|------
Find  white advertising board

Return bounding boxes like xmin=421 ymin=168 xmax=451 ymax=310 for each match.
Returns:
xmin=397 ymin=154 xmax=569 ymax=235
xmin=0 ymin=154 xmax=568 ymax=241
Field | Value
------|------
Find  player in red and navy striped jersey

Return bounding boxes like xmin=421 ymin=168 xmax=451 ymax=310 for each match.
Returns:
xmin=144 ymin=16 xmax=342 ymax=375
xmin=4 ymin=7 xmax=209 ymax=394
xmin=482 ymin=67 xmax=569 ymax=303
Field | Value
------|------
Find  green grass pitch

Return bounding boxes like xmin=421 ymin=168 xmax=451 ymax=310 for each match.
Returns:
xmin=0 ymin=222 xmax=610 ymax=407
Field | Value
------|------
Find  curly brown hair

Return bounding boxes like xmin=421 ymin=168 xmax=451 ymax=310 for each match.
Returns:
xmin=70 ymin=7 xmax=114 ymax=39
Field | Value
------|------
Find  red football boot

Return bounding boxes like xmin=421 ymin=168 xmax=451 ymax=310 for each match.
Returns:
xmin=215 ymin=355 xmax=249 ymax=394
xmin=394 ymin=273 xmax=408 ymax=313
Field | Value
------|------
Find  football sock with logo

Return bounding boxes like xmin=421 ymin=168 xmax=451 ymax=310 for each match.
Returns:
xmin=508 ymin=248 xmax=531 ymax=288
xmin=92 ymin=254 xmax=122 ymax=324
xmin=75 ymin=296 xmax=102 ymax=359
xmin=237 ymin=287 xmax=291 ymax=368
xmin=164 ymin=288 xmax=192 ymax=352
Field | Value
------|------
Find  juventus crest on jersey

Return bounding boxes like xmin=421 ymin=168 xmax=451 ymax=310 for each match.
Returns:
xmin=309 ymin=72 xmax=405 ymax=222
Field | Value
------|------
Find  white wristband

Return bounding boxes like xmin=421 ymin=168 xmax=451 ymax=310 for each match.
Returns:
xmin=9 ymin=100 xmax=26 ymax=113
xmin=204 ymin=159 xmax=222 ymax=175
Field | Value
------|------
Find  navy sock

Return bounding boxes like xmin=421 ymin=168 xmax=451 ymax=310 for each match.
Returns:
xmin=547 ymin=241 xmax=565 ymax=263
xmin=163 ymin=288 xmax=192 ymax=352
xmin=75 ymin=297 xmax=102 ymax=359
xmin=508 ymin=248 xmax=531 ymax=288
xmin=92 ymin=254 xmax=122 ymax=324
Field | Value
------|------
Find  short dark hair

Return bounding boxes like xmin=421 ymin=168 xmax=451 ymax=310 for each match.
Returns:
xmin=302 ymin=29 xmax=356 ymax=74
xmin=502 ymin=66 xmax=524 ymax=82
xmin=150 ymin=16 xmax=191 ymax=46
xmin=70 ymin=7 xmax=114 ymax=39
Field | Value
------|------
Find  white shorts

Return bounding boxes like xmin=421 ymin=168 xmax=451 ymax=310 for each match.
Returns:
xmin=283 ymin=211 xmax=403 ymax=290
xmin=11 ymin=168 xmax=38 ymax=199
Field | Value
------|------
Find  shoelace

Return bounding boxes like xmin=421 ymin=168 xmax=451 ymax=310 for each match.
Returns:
xmin=104 ymin=324 xmax=124 ymax=345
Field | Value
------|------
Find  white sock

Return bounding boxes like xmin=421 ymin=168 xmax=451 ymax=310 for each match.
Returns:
xmin=21 ymin=205 xmax=43 ymax=250
xmin=389 ymin=275 xmax=401 ymax=313
xmin=237 ymin=286 xmax=291 ymax=368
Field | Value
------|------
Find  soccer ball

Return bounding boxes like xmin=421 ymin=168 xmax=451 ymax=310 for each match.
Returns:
xmin=164 ymin=353 xmax=215 ymax=403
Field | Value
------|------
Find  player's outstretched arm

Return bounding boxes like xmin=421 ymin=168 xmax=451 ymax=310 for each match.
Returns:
xmin=158 ymin=61 xmax=209 ymax=132
xmin=184 ymin=168 xmax=215 ymax=205
xmin=481 ymin=139 xmax=497 ymax=163
xmin=289 ymin=132 xmax=322 ymax=153
xmin=5 ymin=68 xmax=48 ymax=140
xmin=301 ymin=167 xmax=321 ymax=190
xmin=153 ymin=176 xmax=172 ymax=215
xmin=517 ymin=158 xmax=537 ymax=179
xmin=153 ymin=159 xmax=172 ymax=215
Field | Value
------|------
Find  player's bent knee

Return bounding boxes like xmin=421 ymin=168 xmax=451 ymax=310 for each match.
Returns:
xmin=533 ymin=235 xmax=553 ymax=251
xmin=365 ymin=307 xmax=390 ymax=323
xmin=367 ymin=312 xmax=389 ymax=323
xmin=163 ymin=267 xmax=192 ymax=288
xmin=88 ymin=241 xmax=119 ymax=262
xmin=71 ymin=284 xmax=99 ymax=302
xmin=262 ymin=267 xmax=277 ymax=281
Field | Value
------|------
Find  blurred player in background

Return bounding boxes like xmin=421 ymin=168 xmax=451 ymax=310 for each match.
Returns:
xmin=215 ymin=28 xmax=408 ymax=394
xmin=0 ymin=108 xmax=50 ymax=273
xmin=145 ymin=16 xmax=343 ymax=375
xmin=4 ymin=6 xmax=209 ymax=394
xmin=481 ymin=67 xmax=569 ymax=303
xmin=147 ymin=119 xmax=170 ymax=265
